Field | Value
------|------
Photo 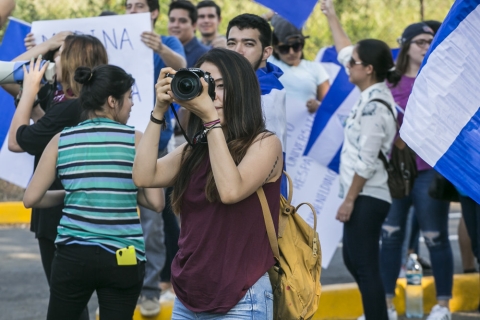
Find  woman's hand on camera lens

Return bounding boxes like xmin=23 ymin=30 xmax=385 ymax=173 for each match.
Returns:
xmin=155 ymin=68 xmax=176 ymax=113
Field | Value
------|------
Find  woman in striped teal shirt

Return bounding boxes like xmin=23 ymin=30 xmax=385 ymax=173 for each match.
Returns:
xmin=23 ymin=60 xmax=164 ymax=320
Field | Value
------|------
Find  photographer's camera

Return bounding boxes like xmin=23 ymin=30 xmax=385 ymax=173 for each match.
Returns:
xmin=167 ymin=68 xmax=215 ymax=101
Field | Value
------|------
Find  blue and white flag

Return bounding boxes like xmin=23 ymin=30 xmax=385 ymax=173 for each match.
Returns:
xmin=257 ymin=61 xmax=287 ymax=150
xmin=254 ymin=0 xmax=317 ymax=29
xmin=400 ymin=0 xmax=480 ymax=203
xmin=305 ymin=46 xmax=360 ymax=172
xmin=0 ymin=18 xmax=30 ymax=147
xmin=0 ymin=18 xmax=34 ymax=187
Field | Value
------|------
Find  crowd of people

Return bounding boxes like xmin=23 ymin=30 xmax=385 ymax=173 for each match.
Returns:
xmin=1 ymin=0 xmax=479 ymax=319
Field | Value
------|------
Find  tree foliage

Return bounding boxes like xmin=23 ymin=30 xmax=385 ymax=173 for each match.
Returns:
xmin=2 ymin=0 xmax=454 ymax=60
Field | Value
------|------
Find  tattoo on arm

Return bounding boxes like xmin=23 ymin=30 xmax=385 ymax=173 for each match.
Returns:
xmin=263 ymin=156 xmax=279 ymax=185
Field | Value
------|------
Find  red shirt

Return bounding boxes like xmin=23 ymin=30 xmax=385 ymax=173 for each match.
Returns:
xmin=171 ymin=154 xmax=280 ymax=313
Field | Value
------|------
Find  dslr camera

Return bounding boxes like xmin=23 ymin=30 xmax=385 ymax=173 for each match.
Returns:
xmin=167 ymin=68 xmax=216 ymax=101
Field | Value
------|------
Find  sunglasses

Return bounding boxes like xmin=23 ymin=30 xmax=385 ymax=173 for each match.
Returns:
xmin=410 ymin=39 xmax=433 ymax=48
xmin=277 ymin=42 xmax=304 ymax=55
xmin=349 ymin=57 xmax=363 ymax=68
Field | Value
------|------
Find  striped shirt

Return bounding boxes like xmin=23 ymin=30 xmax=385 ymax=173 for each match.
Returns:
xmin=55 ymin=118 xmax=145 ymax=260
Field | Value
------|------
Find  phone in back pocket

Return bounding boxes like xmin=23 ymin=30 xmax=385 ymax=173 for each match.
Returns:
xmin=116 ymin=246 xmax=137 ymax=266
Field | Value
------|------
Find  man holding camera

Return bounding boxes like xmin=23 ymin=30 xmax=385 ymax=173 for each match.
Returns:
xmin=125 ymin=0 xmax=186 ymax=317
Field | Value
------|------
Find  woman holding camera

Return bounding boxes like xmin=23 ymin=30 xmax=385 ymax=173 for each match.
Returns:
xmin=322 ymin=0 xmax=398 ymax=319
xmin=133 ymin=48 xmax=282 ymax=318
xmin=6 ymin=34 xmax=107 ymax=320
xmin=23 ymin=61 xmax=164 ymax=320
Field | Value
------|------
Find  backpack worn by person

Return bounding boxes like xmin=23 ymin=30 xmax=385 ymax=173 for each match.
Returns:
xmin=372 ymin=99 xmax=418 ymax=199
xmin=256 ymin=171 xmax=321 ymax=320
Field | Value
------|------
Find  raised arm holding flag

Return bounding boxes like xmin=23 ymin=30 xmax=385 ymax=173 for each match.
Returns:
xmin=401 ymin=0 xmax=480 ymax=313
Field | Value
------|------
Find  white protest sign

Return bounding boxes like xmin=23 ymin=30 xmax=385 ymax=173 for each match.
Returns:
xmin=285 ymin=97 xmax=343 ymax=268
xmin=0 ymin=133 xmax=34 ymax=188
xmin=0 ymin=14 xmax=154 ymax=188
xmin=32 ymin=13 xmax=154 ymax=132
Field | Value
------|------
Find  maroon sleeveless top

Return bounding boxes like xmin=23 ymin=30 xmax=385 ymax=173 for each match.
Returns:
xmin=171 ymin=154 xmax=281 ymax=313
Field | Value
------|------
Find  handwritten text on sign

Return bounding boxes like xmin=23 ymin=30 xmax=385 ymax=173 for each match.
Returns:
xmin=32 ymin=13 xmax=154 ymax=132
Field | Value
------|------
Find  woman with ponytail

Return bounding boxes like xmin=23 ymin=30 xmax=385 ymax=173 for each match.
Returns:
xmin=23 ymin=63 xmax=164 ymax=320
xmin=322 ymin=1 xmax=397 ymax=319
xmin=7 ymin=34 xmax=108 ymax=320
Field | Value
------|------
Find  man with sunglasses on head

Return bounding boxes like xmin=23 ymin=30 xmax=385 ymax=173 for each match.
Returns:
xmin=226 ymin=13 xmax=286 ymax=153
xmin=268 ymin=14 xmax=330 ymax=114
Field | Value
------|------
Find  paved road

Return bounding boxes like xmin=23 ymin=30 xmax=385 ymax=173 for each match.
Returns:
xmin=1 ymin=207 xmax=479 ymax=320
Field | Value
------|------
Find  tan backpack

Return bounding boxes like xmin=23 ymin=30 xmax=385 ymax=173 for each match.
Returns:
xmin=256 ymin=171 xmax=322 ymax=320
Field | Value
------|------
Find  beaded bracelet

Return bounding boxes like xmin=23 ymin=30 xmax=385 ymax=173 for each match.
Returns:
xmin=203 ymin=119 xmax=220 ymax=128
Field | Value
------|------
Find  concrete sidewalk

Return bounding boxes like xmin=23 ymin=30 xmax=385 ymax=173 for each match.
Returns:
xmin=1 ymin=201 xmax=480 ymax=319
xmin=1 ymin=224 xmax=479 ymax=320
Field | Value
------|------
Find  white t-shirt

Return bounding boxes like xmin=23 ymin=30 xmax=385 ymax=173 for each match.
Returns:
xmin=268 ymin=56 xmax=329 ymax=105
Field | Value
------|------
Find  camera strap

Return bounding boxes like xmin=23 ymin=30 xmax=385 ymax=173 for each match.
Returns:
xmin=170 ymin=103 xmax=194 ymax=147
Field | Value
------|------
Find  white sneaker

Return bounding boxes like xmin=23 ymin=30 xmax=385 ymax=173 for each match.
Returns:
xmin=139 ymin=296 xmax=161 ymax=317
xmin=357 ymin=307 xmax=397 ymax=320
xmin=159 ymin=289 xmax=176 ymax=304
xmin=426 ymin=304 xmax=451 ymax=320
xmin=387 ymin=307 xmax=398 ymax=320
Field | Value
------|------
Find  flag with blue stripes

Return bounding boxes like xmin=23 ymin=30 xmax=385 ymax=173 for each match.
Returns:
xmin=0 ymin=18 xmax=31 ymax=146
xmin=400 ymin=0 xmax=480 ymax=203
xmin=254 ymin=0 xmax=317 ymax=28
xmin=305 ymin=46 xmax=359 ymax=172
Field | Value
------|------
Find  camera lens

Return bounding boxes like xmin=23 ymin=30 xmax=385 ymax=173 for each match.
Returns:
xmin=170 ymin=69 xmax=202 ymax=100
xmin=178 ymin=78 xmax=195 ymax=95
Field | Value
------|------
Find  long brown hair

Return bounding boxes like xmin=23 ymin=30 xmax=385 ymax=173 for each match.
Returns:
xmin=61 ymin=35 xmax=108 ymax=98
xmin=389 ymin=41 xmax=411 ymax=87
xmin=170 ymin=48 xmax=271 ymax=214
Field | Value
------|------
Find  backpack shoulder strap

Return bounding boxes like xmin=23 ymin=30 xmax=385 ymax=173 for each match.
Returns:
xmin=369 ymin=98 xmax=399 ymax=130
xmin=370 ymin=98 xmax=397 ymax=169
xmin=256 ymin=187 xmax=280 ymax=261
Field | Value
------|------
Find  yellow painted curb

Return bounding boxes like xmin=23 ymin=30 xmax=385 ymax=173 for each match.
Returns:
xmin=3 ymin=202 xmax=479 ymax=319
xmin=98 ymin=274 xmax=480 ymax=320
xmin=0 ymin=201 xmax=30 ymax=224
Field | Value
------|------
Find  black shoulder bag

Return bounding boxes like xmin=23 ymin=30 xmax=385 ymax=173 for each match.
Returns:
xmin=371 ymin=99 xmax=418 ymax=199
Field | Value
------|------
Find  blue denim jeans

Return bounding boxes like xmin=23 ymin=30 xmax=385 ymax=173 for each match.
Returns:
xmin=380 ymin=169 xmax=453 ymax=300
xmin=459 ymin=195 xmax=480 ymax=264
xmin=172 ymin=273 xmax=273 ymax=319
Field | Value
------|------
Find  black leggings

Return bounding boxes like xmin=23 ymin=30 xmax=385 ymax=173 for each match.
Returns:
xmin=38 ymin=238 xmax=90 ymax=320
xmin=342 ymin=196 xmax=390 ymax=320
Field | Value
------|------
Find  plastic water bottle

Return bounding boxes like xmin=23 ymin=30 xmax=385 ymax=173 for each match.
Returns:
xmin=405 ymin=253 xmax=423 ymax=318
